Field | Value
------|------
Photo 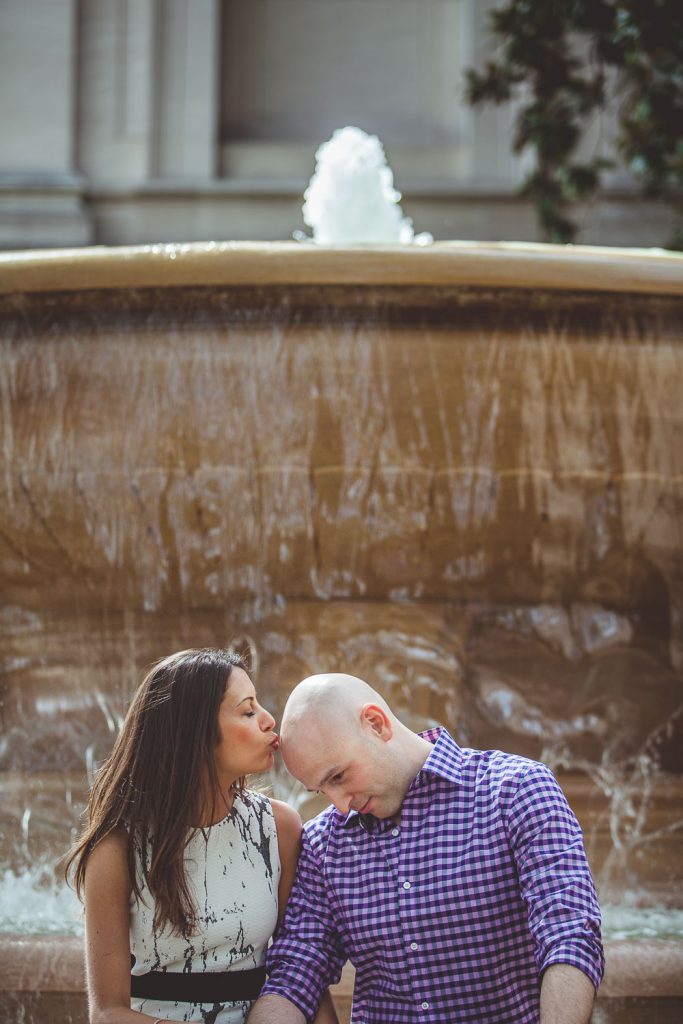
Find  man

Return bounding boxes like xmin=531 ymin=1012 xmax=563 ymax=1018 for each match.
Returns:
xmin=249 ymin=673 xmax=603 ymax=1023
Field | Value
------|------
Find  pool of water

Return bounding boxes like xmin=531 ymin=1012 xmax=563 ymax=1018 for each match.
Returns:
xmin=0 ymin=867 xmax=83 ymax=936
xmin=601 ymin=904 xmax=683 ymax=941
xmin=3 ymin=866 xmax=682 ymax=941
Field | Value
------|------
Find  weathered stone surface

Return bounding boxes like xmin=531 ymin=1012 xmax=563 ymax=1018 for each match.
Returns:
xmin=1 ymin=270 xmax=681 ymax=612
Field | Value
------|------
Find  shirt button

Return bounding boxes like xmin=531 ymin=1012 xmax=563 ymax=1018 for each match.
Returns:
xmin=421 ymin=1001 xmax=429 ymax=1010
xmin=391 ymin=827 xmax=400 ymax=837
xmin=402 ymin=880 xmax=411 ymax=890
xmin=410 ymin=942 xmax=418 ymax=951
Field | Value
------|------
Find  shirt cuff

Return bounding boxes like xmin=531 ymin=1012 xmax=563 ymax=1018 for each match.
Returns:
xmin=260 ymin=977 xmax=321 ymax=1024
xmin=540 ymin=937 xmax=605 ymax=991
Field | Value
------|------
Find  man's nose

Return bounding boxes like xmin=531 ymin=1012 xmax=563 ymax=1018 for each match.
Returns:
xmin=326 ymin=789 xmax=352 ymax=816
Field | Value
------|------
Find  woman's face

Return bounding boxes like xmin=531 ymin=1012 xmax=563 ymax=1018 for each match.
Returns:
xmin=215 ymin=667 xmax=278 ymax=782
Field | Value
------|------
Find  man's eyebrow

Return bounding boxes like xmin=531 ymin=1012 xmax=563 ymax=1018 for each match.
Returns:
xmin=316 ymin=765 xmax=342 ymax=790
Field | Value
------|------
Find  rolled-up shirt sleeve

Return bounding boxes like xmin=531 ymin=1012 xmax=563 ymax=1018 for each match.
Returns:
xmin=262 ymin=824 xmax=346 ymax=1022
xmin=504 ymin=763 xmax=605 ymax=991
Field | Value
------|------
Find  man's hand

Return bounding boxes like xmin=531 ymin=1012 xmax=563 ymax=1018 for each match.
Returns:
xmin=540 ymin=964 xmax=595 ymax=1024
xmin=247 ymin=993 xmax=306 ymax=1023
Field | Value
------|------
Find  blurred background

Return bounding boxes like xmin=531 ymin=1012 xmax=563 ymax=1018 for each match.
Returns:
xmin=1 ymin=0 xmax=681 ymax=251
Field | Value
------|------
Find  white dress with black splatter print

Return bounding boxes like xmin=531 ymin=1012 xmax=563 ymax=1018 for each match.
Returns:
xmin=130 ymin=791 xmax=280 ymax=1024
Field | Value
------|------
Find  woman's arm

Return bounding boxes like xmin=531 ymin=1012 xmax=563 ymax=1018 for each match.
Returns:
xmin=83 ymin=827 xmax=166 ymax=1024
xmin=271 ymin=799 xmax=302 ymax=931
xmin=270 ymin=801 xmax=339 ymax=1024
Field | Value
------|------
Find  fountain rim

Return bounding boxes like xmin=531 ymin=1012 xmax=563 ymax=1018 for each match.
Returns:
xmin=3 ymin=934 xmax=682 ymax=997
xmin=1 ymin=240 xmax=682 ymax=297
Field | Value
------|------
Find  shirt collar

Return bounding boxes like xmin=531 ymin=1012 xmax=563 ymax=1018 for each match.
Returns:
xmin=415 ymin=726 xmax=464 ymax=787
xmin=341 ymin=726 xmax=463 ymax=829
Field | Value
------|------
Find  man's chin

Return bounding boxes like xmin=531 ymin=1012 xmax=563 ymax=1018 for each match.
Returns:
xmin=371 ymin=802 xmax=398 ymax=820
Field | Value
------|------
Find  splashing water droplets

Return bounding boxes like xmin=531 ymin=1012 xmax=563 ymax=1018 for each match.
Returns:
xmin=300 ymin=126 xmax=432 ymax=245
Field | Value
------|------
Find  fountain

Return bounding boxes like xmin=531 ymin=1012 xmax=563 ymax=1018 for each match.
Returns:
xmin=1 ymin=240 xmax=682 ymax=1022
xmin=300 ymin=126 xmax=429 ymax=245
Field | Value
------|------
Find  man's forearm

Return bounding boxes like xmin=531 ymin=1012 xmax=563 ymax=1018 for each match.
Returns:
xmin=540 ymin=964 xmax=595 ymax=1024
xmin=312 ymin=989 xmax=340 ymax=1024
xmin=247 ymin=993 xmax=306 ymax=1024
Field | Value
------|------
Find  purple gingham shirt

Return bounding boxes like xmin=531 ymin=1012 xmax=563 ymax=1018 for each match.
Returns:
xmin=263 ymin=728 xmax=604 ymax=1023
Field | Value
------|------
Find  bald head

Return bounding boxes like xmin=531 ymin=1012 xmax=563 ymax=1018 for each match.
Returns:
xmin=280 ymin=673 xmax=432 ymax=820
xmin=281 ymin=672 xmax=391 ymax=741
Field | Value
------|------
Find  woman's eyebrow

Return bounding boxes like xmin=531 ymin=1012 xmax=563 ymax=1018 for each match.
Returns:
xmin=234 ymin=694 xmax=255 ymax=708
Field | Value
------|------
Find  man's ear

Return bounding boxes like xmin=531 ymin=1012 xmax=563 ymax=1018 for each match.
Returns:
xmin=360 ymin=703 xmax=393 ymax=741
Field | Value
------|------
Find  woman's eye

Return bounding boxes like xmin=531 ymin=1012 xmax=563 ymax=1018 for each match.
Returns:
xmin=245 ymin=710 xmax=257 ymax=718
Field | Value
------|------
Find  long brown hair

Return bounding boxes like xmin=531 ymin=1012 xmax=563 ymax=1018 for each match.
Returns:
xmin=64 ymin=648 xmax=248 ymax=935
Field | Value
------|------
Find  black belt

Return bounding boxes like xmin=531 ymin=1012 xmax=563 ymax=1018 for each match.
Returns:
xmin=130 ymin=966 xmax=266 ymax=1003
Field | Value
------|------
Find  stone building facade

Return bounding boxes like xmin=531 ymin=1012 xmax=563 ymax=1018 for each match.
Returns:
xmin=0 ymin=0 xmax=674 ymax=249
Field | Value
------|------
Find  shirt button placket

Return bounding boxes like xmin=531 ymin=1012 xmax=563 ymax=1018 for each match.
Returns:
xmin=400 ymin=879 xmax=426 ymax=1011
xmin=397 ymin=872 xmax=423 ymax=1015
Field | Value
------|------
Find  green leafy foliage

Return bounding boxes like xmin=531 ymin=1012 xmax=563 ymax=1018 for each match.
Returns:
xmin=465 ymin=0 xmax=683 ymax=246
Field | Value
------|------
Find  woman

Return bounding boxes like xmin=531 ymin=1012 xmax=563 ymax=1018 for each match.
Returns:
xmin=65 ymin=648 xmax=338 ymax=1024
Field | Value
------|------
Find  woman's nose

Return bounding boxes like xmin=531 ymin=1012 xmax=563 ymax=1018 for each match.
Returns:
xmin=260 ymin=706 xmax=276 ymax=730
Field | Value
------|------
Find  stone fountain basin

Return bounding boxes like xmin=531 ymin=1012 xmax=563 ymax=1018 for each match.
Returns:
xmin=2 ymin=242 xmax=682 ymax=616
xmin=1 ymin=242 xmax=682 ymax=1022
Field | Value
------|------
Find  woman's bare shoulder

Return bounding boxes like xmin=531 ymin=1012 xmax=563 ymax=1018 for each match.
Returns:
xmin=270 ymin=799 xmax=302 ymax=844
xmin=84 ymin=825 xmax=130 ymax=887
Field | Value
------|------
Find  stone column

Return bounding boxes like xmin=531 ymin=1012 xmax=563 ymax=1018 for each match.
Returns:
xmin=76 ymin=0 xmax=219 ymax=243
xmin=0 ymin=0 xmax=91 ymax=249
xmin=155 ymin=0 xmax=220 ymax=179
xmin=77 ymin=0 xmax=158 ymax=183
